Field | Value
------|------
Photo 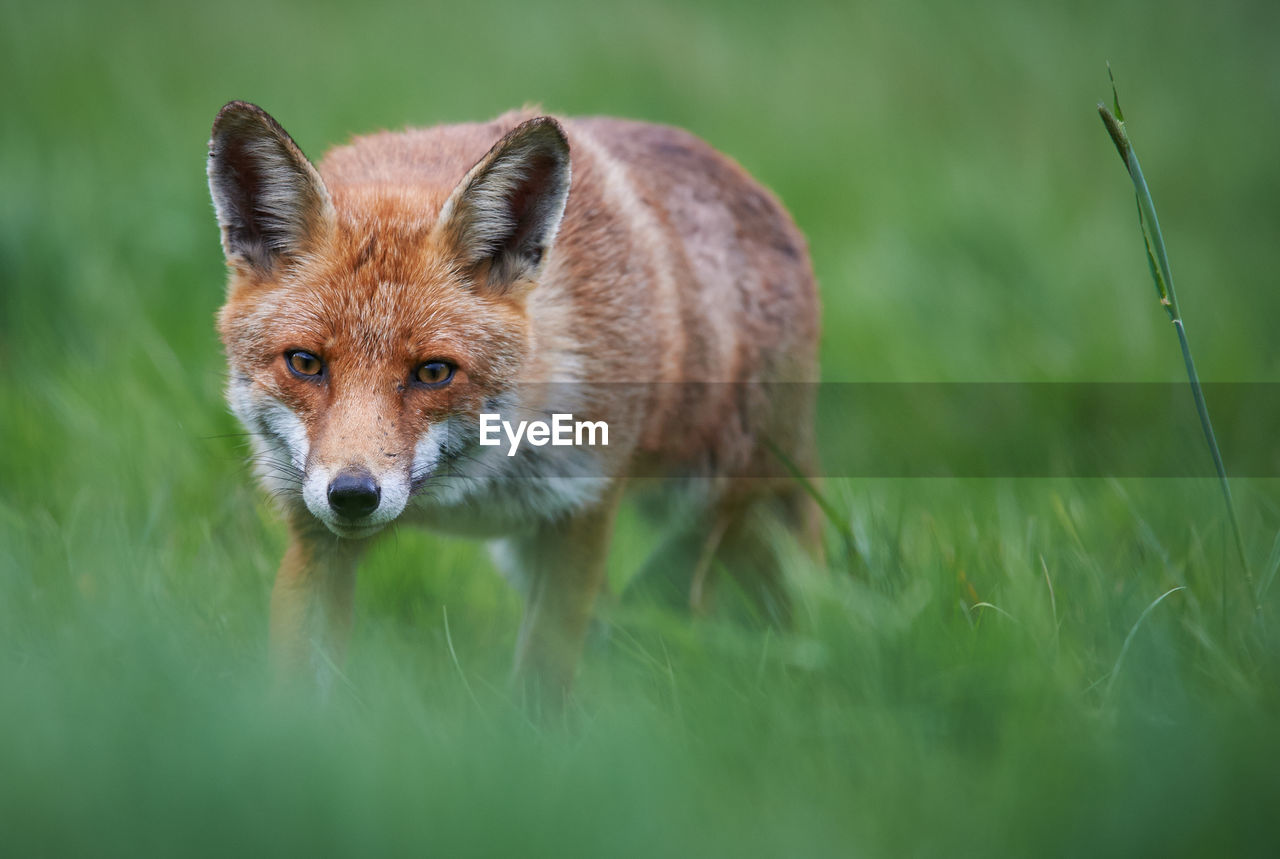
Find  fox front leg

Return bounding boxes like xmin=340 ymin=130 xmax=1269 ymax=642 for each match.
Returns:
xmin=269 ymin=524 xmax=365 ymax=694
xmin=507 ymin=488 xmax=622 ymax=711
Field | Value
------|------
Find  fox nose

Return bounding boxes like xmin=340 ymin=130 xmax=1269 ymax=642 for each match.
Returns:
xmin=327 ymin=469 xmax=381 ymax=519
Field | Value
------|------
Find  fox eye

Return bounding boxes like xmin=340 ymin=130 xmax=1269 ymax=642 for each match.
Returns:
xmin=286 ymin=350 xmax=324 ymax=378
xmin=415 ymin=360 xmax=456 ymax=388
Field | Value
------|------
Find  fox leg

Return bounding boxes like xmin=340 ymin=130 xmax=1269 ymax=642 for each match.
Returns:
xmin=508 ymin=484 xmax=623 ymax=709
xmin=269 ymin=523 xmax=365 ymax=694
xmin=622 ymin=483 xmax=821 ymax=620
xmin=710 ymin=485 xmax=824 ymax=626
xmin=619 ymin=511 xmax=725 ymax=613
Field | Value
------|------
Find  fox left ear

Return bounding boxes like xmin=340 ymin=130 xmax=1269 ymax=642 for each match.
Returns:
xmin=436 ymin=116 xmax=572 ymax=293
xmin=207 ymin=101 xmax=335 ymax=274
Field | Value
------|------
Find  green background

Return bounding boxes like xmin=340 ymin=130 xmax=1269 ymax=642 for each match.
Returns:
xmin=3 ymin=0 xmax=1280 ymax=854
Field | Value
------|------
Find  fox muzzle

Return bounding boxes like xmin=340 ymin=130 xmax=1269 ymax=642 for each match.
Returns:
xmin=327 ymin=469 xmax=381 ymax=519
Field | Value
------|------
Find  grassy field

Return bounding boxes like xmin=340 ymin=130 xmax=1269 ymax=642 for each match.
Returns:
xmin=3 ymin=0 xmax=1280 ymax=854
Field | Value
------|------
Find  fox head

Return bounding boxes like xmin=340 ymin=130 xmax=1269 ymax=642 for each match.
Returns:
xmin=208 ymin=102 xmax=572 ymax=538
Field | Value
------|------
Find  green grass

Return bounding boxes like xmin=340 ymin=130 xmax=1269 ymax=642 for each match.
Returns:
xmin=4 ymin=0 xmax=1280 ymax=854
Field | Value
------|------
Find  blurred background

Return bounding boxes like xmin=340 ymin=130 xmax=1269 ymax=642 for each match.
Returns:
xmin=3 ymin=0 xmax=1279 ymax=854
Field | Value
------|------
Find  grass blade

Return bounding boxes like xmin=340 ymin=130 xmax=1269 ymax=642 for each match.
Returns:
xmin=1097 ymin=68 xmax=1253 ymax=614
xmin=1104 ymin=586 xmax=1185 ymax=699
xmin=763 ymin=435 xmax=855 ymax=548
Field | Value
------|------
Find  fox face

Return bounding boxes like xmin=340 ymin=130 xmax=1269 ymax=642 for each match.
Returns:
xmin=210 ymin=103 xmax=571 ymax=538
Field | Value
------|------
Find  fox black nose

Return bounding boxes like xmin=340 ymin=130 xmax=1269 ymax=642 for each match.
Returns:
xmin=327 ymin=470 xmax=381 ymax=519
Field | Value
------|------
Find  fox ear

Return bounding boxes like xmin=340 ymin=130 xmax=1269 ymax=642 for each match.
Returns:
xmin=437 ymin=116 xmax=571 ymax=292
xmin=207 ymin=101 xmax=334 ymax=273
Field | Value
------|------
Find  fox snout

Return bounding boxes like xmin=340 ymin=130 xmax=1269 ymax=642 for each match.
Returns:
xmin=227 ymin=370 xmax=420 ymax=539
xmin=298 ymin=459 xmax=410 ymax=537
xmin=297 ymin=448 xmax=414 ymax=538
xmin=327 ymin=469 xmax=381 ymax=519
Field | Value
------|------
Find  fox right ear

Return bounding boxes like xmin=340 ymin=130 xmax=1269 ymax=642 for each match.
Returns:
xmin=207 ymin=101 xmax=334 ymax=273
xmin=435 ymin=116 xmax=571 ymax=293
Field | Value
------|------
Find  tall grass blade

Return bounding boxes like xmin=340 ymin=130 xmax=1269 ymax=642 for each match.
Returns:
xmin=1097 ymin=68 xmax=1253 ymax=614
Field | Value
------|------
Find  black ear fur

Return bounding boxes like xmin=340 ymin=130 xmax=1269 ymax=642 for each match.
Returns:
xmin=207 ymin=101 xmax=333 ymax=272
xmin=438 ymin=117 xmax=572 ymax=291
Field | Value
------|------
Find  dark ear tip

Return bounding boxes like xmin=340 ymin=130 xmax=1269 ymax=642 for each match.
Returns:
xmin=211 ymin=101 xmax=278 ymax=139
xmin=511 ymin=116 xmax=570 ymax=153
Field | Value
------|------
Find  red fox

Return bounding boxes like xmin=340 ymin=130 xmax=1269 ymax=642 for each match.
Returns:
xmin=208 ymin=102 xmax=820 ymax=700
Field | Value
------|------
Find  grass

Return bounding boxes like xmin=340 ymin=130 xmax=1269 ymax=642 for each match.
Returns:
xmin=1099 ymin=69 xmax=1252 ymax=614
xmin=3 ymin=0 xmax=1280 ymax=855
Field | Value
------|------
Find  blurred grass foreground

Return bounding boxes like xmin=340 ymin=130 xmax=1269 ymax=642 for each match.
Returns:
xmin=3 ymin=0 xmax=1280 ymax=855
